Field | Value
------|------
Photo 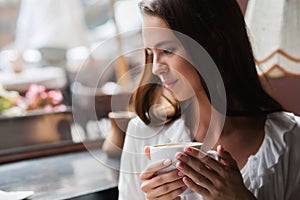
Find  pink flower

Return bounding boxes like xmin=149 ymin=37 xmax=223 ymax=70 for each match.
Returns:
xmin=26 ymin=84 xmax=46 ymax=105
xmin=44 ymin=104 xmax=53 ymax=112
xmin=21 ymin=84 xmax=65 ymax=111
xmin=26 ymin=84 xmax=45 ymax=98
xmin=47 ymin=90 xmax=63 ymax=105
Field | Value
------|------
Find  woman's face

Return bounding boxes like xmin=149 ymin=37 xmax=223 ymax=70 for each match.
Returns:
xmin=142 ymin=14 xmax=204 ymax=101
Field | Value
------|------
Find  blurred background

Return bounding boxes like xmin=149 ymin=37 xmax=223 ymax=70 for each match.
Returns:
xmin=0 ymin=0 xmax=299 ymax=162
xmin=0 ymin=0 xmax=143 ymax=157
xmin=0 ymin=1 xmax=299 ymax=199
xmin=0 ymin=3 xmax=142 ymax=198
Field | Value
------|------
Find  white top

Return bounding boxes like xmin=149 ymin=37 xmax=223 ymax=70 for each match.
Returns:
xmin=118 ymin=112 xmax=300 ymax=200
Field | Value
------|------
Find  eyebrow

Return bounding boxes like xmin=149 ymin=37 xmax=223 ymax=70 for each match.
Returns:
xmin=153 ymin=40 xmax=178 ymax=49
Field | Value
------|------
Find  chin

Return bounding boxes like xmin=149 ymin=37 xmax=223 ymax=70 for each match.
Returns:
xmin=175 ymin=93 xmax=194 ymax=101
xmin=167 ymin=86 xmax=194 ymax=101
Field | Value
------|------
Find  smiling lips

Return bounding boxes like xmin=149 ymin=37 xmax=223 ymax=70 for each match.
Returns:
xmin=164 ymin=79 xmax=178 ymax=90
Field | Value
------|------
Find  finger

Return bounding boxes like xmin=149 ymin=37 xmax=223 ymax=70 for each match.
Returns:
xmin=176 ymin=152 xmax=218 ymax=185
xmin=140 ymin=159 xmax=172 ymax=181
xmin=144 ymin=146 xmax=151 ymax=160
xmin=141 ymin=169 xmax=183 ymax=192
xmin=184 ymin=147 xmax=224 ymax=174
xmin=154 ymin=186 xmax=186 ymax=200
xmin=182 ymin=176 xmax=210 ymax=198
xmin=145 ymin=179 xmax=186 ymax=199
xmin=176 ymin=160 xmax=214 ymax=190
xmin=217 ymin=145 xmax=239 ymax=169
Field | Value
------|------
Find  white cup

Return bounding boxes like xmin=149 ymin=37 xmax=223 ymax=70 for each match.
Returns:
xmin=149 ymin=142 xmax=218 ymax=173
xmin=149 ymin=142 xmax=219 ymax=196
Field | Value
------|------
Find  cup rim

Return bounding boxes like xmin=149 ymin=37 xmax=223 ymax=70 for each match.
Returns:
xmin=150 ymin=142 xmax=203 ymax=148
xmin=108 ymin=111 xmax=136 ymax=119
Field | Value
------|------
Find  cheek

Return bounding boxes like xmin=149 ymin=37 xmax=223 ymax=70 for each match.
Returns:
xmin=181 ymin=78 xmax=195 ymax=98
xmin=180 ymin=67 xmax=203 ymax=94
xmin=171 ymin=59 xmax=204 ymax=100
xmin=172 ymin=73 xmax=198 ymax=101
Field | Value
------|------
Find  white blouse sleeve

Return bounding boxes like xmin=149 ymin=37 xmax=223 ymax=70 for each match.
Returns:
xmin=283 ymin=116 xmax=300 ymax=200
xmin=241 ymin=112 xmax=300 ymax=200
xmin=118 ymin=118 xmax=148 ymax=200
xmin=118 ymin=117 xmax=194 ymax=200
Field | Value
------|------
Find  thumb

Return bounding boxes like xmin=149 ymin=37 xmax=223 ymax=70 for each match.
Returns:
xmin=217 ymin=145 xmax=239 ymax=169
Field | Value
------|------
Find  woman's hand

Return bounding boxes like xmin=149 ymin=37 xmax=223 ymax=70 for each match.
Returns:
xmin=175 ymin=145 xmax=256 ymax=200
xmin=140 ymin=159 xmax=187 ymax=200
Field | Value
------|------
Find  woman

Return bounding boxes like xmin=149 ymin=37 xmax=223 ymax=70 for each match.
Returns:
xmin=118 ymin=0 xmax=300 ymax=199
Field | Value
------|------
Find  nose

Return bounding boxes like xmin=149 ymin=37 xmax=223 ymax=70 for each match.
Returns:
xmin=152 ymin=55 xmax=168 ymax=76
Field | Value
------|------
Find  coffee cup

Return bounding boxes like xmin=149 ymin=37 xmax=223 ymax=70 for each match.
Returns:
xmin=148 ymin=142 xmax=218 ymax=173
xmin=148 ymin=142 xmax=218 ymax=196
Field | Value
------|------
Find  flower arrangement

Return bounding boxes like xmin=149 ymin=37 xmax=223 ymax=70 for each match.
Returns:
xmin=20 ymin=84 xmax=66 ymax=112
xmin=0 ymin=84 xmax=66 ymax=116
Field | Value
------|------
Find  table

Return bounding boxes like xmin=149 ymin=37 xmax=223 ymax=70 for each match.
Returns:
xmin=0 ymin=149 xmax=120 ymax=200
xmin=0 ymin=110 xmax=73 ymax=152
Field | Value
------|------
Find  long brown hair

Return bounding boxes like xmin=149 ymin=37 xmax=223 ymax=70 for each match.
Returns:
xmin=133 ymin=49 xmax=182 ymax=125
xmin=134 ymin=0 xmax=282 ymax=125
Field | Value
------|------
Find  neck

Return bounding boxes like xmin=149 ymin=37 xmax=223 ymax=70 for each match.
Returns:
xmin=217 ymin=115 xmax=266 ymax=169
xmin=190 ymin=93 xmax=267 ymax=169
xmin=184 ymin=93 xmax=212 ymax=142
xmin=221 ymin=115 xmax=266 ymax=136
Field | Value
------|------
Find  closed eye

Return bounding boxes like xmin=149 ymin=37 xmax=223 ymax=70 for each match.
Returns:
xmin=162 ymin=48 xmax=176 ymax=55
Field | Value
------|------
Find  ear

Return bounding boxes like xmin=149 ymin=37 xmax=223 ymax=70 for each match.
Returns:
xmin=144 ymin=146 xmax=151 ymax=160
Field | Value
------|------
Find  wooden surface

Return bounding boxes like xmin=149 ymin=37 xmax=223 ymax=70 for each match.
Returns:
xmin=0 ymin=140 xmax=103 ymax=164
xmin=0 ymin=110 xmax=73 ymax=151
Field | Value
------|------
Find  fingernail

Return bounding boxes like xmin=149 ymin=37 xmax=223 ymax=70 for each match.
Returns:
xmin=183 ymin=176 xmax=190 ymax=183
xmin=217 ymin=145 xmax=223 ymax=152
xmin=184 ymin=147 xmax=192 ymax=153
xmin=163 ymin=159 xmax=171 ymax=166
xmin=175 ymin=152 xmax=182 ymax=159
xmin=177 ymin=153 xmax=187 ymax=162
xmin=177 ymin=162 xmax=184 ymax=170
xmin=178 ymin=171 xmax=184 ymax=177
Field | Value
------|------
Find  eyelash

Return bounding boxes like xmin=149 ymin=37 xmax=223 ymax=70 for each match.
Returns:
xmin=163 ymin=48 xmax=175 ymax=55
xmin=146 ymin=48 xmax=176 ymax=57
